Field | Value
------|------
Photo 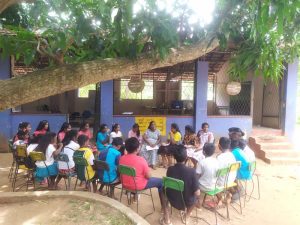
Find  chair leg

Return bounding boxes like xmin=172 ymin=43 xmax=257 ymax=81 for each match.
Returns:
xmin=12 ymin=164 xmax=19 ymax=192
xmin=256 ymin=175 xmax=261 ymax=200
xmin=244 ymin=180 xmax=247 ymax=207
xmin=119 ymin=188 xmax=124 ymax=203
xmin=237 ymin=186 xmax=243 ymax=215
xmin=67 ymin=176 xmax=71 ymax=191
xmin=136 ymin=191 xmax=139 ymax=213
xmin=74 ymin=178 xmax=78 ymax=191
xmin=64 ymin=178 xmax=68 ymax=190
xmin=149 ymin=188 xmax=155 ymax=212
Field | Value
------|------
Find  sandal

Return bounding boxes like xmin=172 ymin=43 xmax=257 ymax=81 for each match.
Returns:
xmin=159 ymin=217 xmax=173 ymax=225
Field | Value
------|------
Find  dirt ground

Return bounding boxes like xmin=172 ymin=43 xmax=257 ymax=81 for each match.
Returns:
xmin=1 ymin=153 xmax=300 ymax=225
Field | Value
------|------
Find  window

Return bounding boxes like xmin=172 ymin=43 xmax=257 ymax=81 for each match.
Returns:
xmin=120 ymin=79 xmax=153 ymax=100
xmin=181 ymin=80 xmax=194 ymax=100
xmin=78 ymin=84 xmax=96 ymax=98
xmin=207 ymin=81 xmax=214 ymax=100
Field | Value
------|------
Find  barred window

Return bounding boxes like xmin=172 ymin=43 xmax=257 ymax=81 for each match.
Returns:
xmin=78 ymin=84 xmax=96 ymax=98
xmin=181 ymin=81 xmax=194 ymax=100
xmin=120 ymin=79 xmax=153 ymax=100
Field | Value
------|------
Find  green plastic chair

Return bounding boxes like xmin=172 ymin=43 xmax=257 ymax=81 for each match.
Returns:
xmin=163 ymin=176 xmax=210 ymax=225
xmin=56 ymin=153 xmax=76 ymax=190
xmin=119 ymin=164 xmax=155 ymax=215
xmin=7 ymin=140 xmax=15 ymax=181
xmin=201 ymin=166 xmax=230 ymax=225
xmin=239 ymin=161 xmax=260 ymax=206
xmin=73 ymin=155 xmax=94 ymax=192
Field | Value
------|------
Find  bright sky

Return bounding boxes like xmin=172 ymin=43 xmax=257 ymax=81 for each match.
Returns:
xmin=134 ymin=0 xmax=216 ymax=26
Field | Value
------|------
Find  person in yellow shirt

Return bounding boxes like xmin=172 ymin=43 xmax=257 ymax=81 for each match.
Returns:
xmin=74 ymin=135 xmax=97 ymax=192
xmin=158 ymin=123 xmax=182 ymax=168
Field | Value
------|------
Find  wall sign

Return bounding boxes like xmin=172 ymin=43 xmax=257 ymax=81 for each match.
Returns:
xmin=135 ymin=116 xmax=166 ymax=136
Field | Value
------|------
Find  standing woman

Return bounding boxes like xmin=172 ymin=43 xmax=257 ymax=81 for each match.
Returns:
xmin=140 ymin=121 xmax=161 ymax=169
xmin=33 ymin=120 xmax=50 ymax=137
xmin=96 ymin=124 xmax=110 ymax=152
xmin=109 ymin=123 xmax=123 ymax=144
xmin=128 ymin=123 xmax=142 ymax=143
xmin=158 ymin=123 xmax=182 ymax=168
xmin=57 ymin=122 xmax=72 ymax=143
xmin=34 ymin=132 xmax=63 ymax=189
xmin=78 ymin=122 xmax=93 ymax=140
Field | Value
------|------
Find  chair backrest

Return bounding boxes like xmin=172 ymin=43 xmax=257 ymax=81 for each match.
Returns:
xmin=94 ymin=159 xmax=109 ymax=171
xmin=8 ymin=140 xmax=14 ymax=153
xmin=56 ymin=153 xmax=70 ymax=163
xmin=16 ymin=145 xmax=27 ymax=157
xmin=73 ymin=155 xmax=89 ymax=181
xmin=163 ymin=176 xmax=184 ymax=192
xmin=248 ymin=161 xmax=256 ymax=175
xmin=216 ymin=167 xmax=230 ymax=177
xmin=29 ymin=151 xmax=46 ymax=161
xmin=229 ymin=161 xmax=241 ymax=172
xmin=119 ymin=165 xmax=136 ymax=177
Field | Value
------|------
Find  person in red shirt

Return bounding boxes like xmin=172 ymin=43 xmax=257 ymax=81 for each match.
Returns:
xmin=119 ymin=137 xmax=168 ymax=219
xmin=33 ymin=120 xmax=50 ymax=137
xmin=78 ymin=122 xmax=93 ymax=140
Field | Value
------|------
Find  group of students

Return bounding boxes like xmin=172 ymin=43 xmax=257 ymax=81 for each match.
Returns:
xmin=12 ymin=119 xmax=255 ymax=224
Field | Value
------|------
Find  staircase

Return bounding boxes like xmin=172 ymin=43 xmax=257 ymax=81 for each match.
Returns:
xmin=248 ymin=127 xmax=300 ymax=165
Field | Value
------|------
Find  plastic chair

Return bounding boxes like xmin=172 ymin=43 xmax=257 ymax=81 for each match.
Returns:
xmin=11 ymin=145 xmax=34 ymax=192
xmin=73 ymin=156 xmax=94 ymax=192
xmin=119 ymin=164 xmax=155 ymax=216
xmin=225 ymin=162 xmax=243 ymax=218
xmin=201 ymin=167 xmax=230 ymax=225
xmin=7 ymin=140 xmax=16 ymax=181
xmin=94 ymin=159 xmax=120 ymax=198
xmin=238 ymin=161 xmax=261 ymax=206
xmin=56 ymin=153 xmax=76 ymax=190
xmin=29 ymin=151 xmax=49 ymax=190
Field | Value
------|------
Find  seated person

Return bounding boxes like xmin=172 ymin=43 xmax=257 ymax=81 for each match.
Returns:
xmin=196 ymin=143 xmax=219 ymax=192
xmin=217 ymin=137 xmax=237 ymax=187
xmin=119 ymin=137 xmax=166 ymax=210
xmin=13 ymin=130 xmax=30 ymax=149
xmin=109 ymin=123 xmax=123 ymax=144
xmin=27 ymin=134 xmax=41 ymax=155
xmin=231 ymin=140 xmax=251 ymax=180
xmin=33 ymin=120 xmax=50 ymax=137
xmin=74 ymin=135 xmax=97 ymax=192
xmin=182 ymin=125 xmax=202 ymax=168
xmin=165 ymin=145 xmax=200 ymax=224
xmin=34 ymin=132 xmax=63 ymax=189
xmin=56 ymin=130 xmax=79 ymax=188
xmin=96 ymin=124 xmax=110 ymax=152
xmin=158 ymin=123 xmax=182 ymax=168
xmin=98 ymin=137 xmax=122 ymax=197
xmin=57 ymin=122 xmax=71 ymax=143
xmin=239 ymin=139 xmax=256 ymax=162
xmin=197 ymin=122 xmax=214 ymax=149
xmin=13 ymin=122 xmax=31 ymax=143
xmin=78 ymin=122 xmax=93 ymax=140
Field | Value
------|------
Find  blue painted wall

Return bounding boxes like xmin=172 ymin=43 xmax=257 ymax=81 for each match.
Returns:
xmin=0 ymin=57 xmax=12 ymax=139
xmin=11 ymin=114 xmax=68 ymax=137
xmin=283 ymin=59 xmax=299 ymax=143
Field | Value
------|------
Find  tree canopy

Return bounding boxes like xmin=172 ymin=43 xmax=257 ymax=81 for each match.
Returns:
xmin=0 ymin=0 xmax=299 ymax=110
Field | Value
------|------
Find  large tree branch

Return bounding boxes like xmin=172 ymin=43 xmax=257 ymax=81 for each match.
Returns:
xmin=0 ymin=37 xmax=218 ymax=110
xmin=0 ymin=0 xmax=34 ymax=13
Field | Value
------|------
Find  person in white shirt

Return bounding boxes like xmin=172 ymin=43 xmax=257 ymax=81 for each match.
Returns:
xmin=109 ymin=123 xmax=123 ymax=144
xmin=13 ymin=130 xmax=29 ymax=149
xmin=27 ymin=134 xmax=42 ymax=155
xmin=34 ymin=132 xmax=63 ymax=189
xmin=239 ymin=139 xmax=256 ymax=162
xmin=217 ymin=137 xmax=237 ymax=189
xmin=196 ymin=143 xmax=219 ymax=192
xmin=55 ymin=130 xmax=80 ymax=188
xmin=197 ymin=122 xmax=214 ymax=149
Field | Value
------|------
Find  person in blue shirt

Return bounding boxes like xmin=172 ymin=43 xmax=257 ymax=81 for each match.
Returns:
xmin=230 ymin=140 xmax=251 ymax=180
xmin=96 ymin=124 xmax=109 ymax=152
xmin=98 ymin=137 xmax=122 ymax=198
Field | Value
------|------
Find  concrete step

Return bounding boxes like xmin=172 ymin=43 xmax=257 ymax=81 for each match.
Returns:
xmin=265 ymin=150 xmax=300 ymax=158
xmin=255 ymin=136 xmax=289 ymax=143
xmin=259 ymin=142 xmax=294 ymax=150
xmin=266 ymin=157 xmax=300 ymax=165
xmin=251 ymin=127 xmax=282 ymax=137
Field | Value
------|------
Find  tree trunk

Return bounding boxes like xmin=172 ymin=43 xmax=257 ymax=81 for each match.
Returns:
xmin=0 ymin=37 xmax=218 ymax=110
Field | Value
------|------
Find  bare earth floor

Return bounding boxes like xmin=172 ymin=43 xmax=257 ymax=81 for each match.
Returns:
xmin=1 ymin=153 xmax=300 ymax=225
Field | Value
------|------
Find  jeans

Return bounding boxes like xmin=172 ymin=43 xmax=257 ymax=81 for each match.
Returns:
xmin=144 ymin=177 xmax=163 ymax=192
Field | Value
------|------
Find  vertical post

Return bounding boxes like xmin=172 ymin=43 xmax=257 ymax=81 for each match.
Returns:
xmin=0 ymin=57 xmax=12 ymax=144
xmin=282 ymin=59 xmax=299 ymax=143
xmin=100 ymin=80 xmax=114 ymax=127
xmin=194 ymin=61 xmax=209 ymax=132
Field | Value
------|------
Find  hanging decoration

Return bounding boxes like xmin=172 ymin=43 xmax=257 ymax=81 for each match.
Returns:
xmin=226 ymin=81 xmax=241 ymax=95
xmin=128 ymin=76 xmax=145 ymax=93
